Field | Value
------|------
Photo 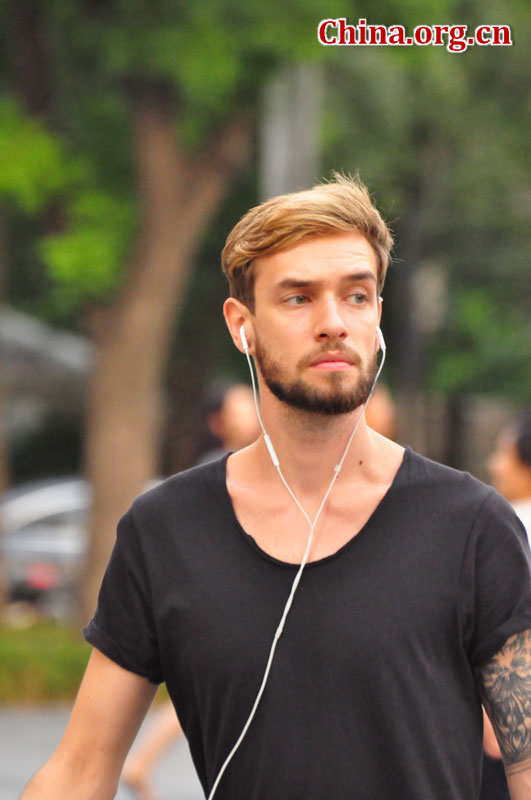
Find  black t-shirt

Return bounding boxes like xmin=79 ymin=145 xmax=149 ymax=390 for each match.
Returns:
xmin=84 ymin=448 xmax=531 ymax=800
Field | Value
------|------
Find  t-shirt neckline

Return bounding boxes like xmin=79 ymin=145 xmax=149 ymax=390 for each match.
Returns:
xmin=216 ymin=445 xmax=412 ymax=569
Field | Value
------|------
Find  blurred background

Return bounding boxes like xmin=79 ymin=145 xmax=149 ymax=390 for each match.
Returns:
xmin=0 ymin=0 xmax=529 ymax=795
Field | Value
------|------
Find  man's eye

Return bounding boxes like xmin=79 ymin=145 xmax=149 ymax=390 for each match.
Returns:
xmin=285 ymin=295 xmax=308 ymax=305
xmin=347 ymin=293 xmax=367 ymax=305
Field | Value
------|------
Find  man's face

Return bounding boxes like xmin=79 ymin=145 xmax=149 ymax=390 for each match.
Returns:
xmin=251 ymin=232 xmax=382 ymax=416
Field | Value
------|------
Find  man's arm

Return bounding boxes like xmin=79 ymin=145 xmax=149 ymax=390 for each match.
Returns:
xmin=19 ymin=648 xmax=158 ymax=800
xmin=477 ymin=629 xmax=531 ymax=800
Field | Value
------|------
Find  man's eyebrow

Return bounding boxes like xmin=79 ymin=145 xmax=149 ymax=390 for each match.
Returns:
xmin=274 ymin=271 xmax=377 ymax=291
xmin=342 ymin=271 xmax=377 ymax=284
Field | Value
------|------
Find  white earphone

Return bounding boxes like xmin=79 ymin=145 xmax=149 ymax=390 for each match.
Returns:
xmin=240 ymin=324 xmax=249 ymax=353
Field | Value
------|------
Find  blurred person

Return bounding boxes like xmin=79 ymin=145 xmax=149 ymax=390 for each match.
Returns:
xmin=364 ymin=383 xmax=396 ymax=440
xmin=122 ymin=702 xmax=181 ymax=800
xmin=123 ymin=382 xmax=259 ymax=800
xmin=479 ymin=415 xmax=531 ymax=800
xmin=195 ymin=381 xmax=262 ymax=464
xmin=19 ymin=176 xmax=531 ymax=800
xmin=488 ymin=416 xmax=531 ymax=541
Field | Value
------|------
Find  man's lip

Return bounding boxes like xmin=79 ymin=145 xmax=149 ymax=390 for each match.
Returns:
xmin=310 ymin=352 xmax=355 ymax=366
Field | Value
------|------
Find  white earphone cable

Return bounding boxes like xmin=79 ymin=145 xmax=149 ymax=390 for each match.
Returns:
xmin=207 ymin=333 xmax=386 ymax=799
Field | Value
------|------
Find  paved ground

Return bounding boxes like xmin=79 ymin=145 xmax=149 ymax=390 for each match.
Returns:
xmin=0 ymin=706 xmax=204 ymax=799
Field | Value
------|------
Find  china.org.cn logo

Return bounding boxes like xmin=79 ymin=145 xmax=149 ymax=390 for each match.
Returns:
xmin=317 ymin=18 xmax=513 ymax=53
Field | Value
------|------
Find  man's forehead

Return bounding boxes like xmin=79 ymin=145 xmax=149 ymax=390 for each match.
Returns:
xmin=254 ymin=231 xmax=378 ymax=285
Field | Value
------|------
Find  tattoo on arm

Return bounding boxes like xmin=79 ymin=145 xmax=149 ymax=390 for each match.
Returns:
xmin=477 ymin=629 xmax=531 ymax=775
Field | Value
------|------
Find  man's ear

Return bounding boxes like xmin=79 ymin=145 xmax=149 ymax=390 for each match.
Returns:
xmin=223 ymin=297 xmax=254 ymax=354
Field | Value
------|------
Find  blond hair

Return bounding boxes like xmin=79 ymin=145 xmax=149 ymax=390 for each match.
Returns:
xmin=221 ymin=173 xmax=393 ymax=311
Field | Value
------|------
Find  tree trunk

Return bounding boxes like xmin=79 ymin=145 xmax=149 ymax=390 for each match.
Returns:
xmin=80 ymin=90 xmax=250 ymax=622
xmin=390 ymin=140 xmax=449 ymax=452
xmin=6 ymin=0 xmax=53 ymax=118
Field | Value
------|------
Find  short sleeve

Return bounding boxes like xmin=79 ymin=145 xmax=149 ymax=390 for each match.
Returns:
xmin=83 ymin=508 xmax=163 ymax=684
xmin=460 ymin=490 xmax=531 ymax=667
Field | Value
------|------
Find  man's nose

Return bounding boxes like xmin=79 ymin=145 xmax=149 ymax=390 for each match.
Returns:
xmin=314 ymin=299 xmax=348 ymax=341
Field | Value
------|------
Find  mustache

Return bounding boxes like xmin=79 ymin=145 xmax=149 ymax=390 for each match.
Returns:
xmin=298 ymin=343 xmax=362 ymax=370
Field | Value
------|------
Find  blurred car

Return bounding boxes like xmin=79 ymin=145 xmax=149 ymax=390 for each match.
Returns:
xmin=0 ymin=477 xmax=91 ymax=619
xmin=0 ymin=476 xmax=161 ymax=620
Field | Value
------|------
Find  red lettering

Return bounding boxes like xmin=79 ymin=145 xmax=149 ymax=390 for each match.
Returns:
xmin=387 ymin=25 xmax=407 ymax=45
xmin=447 ymin=26 xmax=467 ymax=52
xmin=432 ymin=25 xmax=448 ymax=46
xmin=492 ymin=25 xmax=512 ymax=45
xmin=357 ymin=18 xmax=367 ymax=45
xmin=475 ymin=25 xmax=491 ymax=45
xmin=337 ymin=17 xmax=356 ymax=45
xmin=367 ymin=25 xmax=388 ymax=45
xmin=317 ymin=19 xmax=338 ymax=45
xmin=318 ymin=19 xmax=513 ymax=51
xmin=414 ymin=25 xmax=433 ymax=45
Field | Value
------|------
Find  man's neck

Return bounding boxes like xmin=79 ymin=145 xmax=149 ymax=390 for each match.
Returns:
xmin=246 ymin=393 xmax=385 ymax=499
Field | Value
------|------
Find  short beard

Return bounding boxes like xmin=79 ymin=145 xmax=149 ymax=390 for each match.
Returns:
xmin=254 ymin=339 xmax=378 ymax=416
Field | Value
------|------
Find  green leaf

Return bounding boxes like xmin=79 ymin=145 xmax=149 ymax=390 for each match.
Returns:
xmin=40 ymin=189 xmax=135 ymax=306
xmin=0 ymin=97 xmax=83 ymax=212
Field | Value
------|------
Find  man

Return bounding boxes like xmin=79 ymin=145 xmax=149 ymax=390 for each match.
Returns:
xmin=20 ymin=175 xmax=531 ymax=799
xmin=480 ymin=414 xmax=531 ymax=800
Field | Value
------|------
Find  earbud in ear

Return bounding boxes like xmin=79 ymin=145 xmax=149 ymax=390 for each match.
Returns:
xmin=239 ymin=324 xmax=249 ymax=353
xmin=376 ymin=326 xmax=386 ymax=352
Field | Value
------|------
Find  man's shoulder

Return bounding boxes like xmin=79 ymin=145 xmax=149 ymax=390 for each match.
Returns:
xmin=404 ymin=447 xmax=494 ymax=506
xmin=400 ymin=449 xmax=524 ymax=543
